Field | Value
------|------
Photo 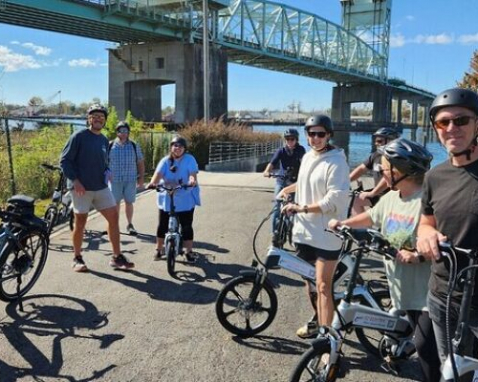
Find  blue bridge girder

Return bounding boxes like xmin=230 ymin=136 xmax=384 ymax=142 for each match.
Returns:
xmin=0 ymin=0 xmax=434 ymax=100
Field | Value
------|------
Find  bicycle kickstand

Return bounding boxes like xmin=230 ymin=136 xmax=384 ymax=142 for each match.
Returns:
xmin=380 ymin=357 xmax=400 ymax=377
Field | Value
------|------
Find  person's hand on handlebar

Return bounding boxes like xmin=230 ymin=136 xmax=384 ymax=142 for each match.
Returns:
xmin=281 ymin=202 xmax=299 ymax=216
xmin=328 ymin=219 xmax=342 ymax=231
xmin=263 ymin=171 xmax=271 ymax=178
xmin=396 ymin=248 xmax=419 ymax=264
xmin=146 ymin=182 xmax=157 ymax=190
xmin=358 ymin=191 xmax=374 ymax=201
xmin=416 ymin=230 xmax=448 ymax=261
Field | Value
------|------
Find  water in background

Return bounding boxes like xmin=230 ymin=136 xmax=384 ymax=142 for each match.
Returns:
xmin=255 ymin=125 xmax=448 ymax=169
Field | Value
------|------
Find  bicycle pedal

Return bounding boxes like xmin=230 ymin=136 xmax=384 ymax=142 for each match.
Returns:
xmin=380 ymin=360 xmax=399 ymax=376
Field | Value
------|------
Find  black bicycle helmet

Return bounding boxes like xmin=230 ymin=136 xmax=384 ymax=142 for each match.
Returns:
xmin=373 ymin=127 xmax=400 ymax=141
xmin=379 ymin=138 xmax=433 ymax=176
xmin=284 ymin=128 xmax=299 ymax=139
xmin=87 ymin=103 xmax=108 ymax=118
xmin=429 ymin=88 xmax=478 ymax=122
xmin=170 ymin=136 xmax=187 ymax=149
xmin=116 ymin=121 xmax=130 ymax=131
xmin=304 ymin=115 xmax=334 ymax=137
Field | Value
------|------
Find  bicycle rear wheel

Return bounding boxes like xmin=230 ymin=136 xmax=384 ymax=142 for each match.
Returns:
xmin=0 ymin=230 xmax=49 ymax=301
xmin=165 ymin=239 xmax=176 ymax=277
xmin=354 ymin=289 xmax=392 ymax=357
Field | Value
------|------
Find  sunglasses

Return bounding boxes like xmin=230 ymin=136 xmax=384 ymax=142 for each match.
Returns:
xmin=285 ymin=137 xmax=297 ymax=141
xmin=117 ymin=129 xmax=129 ymax=134
xmin=172 ymin=143 xmax=184 ymax=148
xmin=307 ymin=131 xmax=328 ymax=138
xmin=434 ymin=115 xmax=476 ymax=130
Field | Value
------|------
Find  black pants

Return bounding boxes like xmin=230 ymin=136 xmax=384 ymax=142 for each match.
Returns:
xmin=156 ymin=208 xmax=195 ymax=241
xmin=407 ymin=310 xmax=441 ymax=382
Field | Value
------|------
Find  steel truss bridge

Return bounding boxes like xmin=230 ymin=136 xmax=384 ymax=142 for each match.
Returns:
xmin=0 ymin=0 xmax=433 ymax=99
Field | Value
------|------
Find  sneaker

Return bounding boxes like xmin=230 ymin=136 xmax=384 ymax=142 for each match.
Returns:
xmin=296 ymin=321 xmax=319 ymax=339
xmin=184 ymin=251 xmax=197 ymax=264
xmin=153 ymin=249 xmax=165 ymax=261
xmin=72 ymin=256 xmax=88 ymax=272
xmin=110 ymin=254 xmax=135 ymax=270
xmin=127 ymin=224 xmax=137 ymax=236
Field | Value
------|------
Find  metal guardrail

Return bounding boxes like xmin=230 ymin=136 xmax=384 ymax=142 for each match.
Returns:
xmin=208 ymin=140 xmax=281 ymax=164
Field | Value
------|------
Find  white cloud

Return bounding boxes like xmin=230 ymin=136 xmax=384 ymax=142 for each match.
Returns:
xmin=390 ymin=33 xmax=406 ymax=48
xmin=0 ymin=45 xmax=42 ymax=72
xmin=458 ymin=33 xmax=478 ymax=45
xmin=21 ymin=42 xmax=52 ymax=56
xmin=412 ymin=33 xmax=453 ymax=45
xmin=68 ymin=59 xmax=97 ymax=67
xmin=405 ymin=15 xmax=415 ymax=21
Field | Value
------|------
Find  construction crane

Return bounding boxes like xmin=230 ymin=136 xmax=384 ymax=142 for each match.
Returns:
xmin=26 ymin=90 xmax=62 ymax=116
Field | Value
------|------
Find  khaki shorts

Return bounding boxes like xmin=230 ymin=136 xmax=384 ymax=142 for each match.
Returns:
xmin=71 ymin=187 xmax=116 ymax=214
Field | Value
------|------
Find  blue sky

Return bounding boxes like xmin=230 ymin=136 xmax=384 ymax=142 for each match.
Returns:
xmin=0 ymin=0 xmax=477 ymax=111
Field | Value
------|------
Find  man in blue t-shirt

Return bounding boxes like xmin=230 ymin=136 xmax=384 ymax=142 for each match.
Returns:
xmin=60 ymin=104 xmax=134 ymax=272
xmin=263 ymin=128 xmax=306 ymax=230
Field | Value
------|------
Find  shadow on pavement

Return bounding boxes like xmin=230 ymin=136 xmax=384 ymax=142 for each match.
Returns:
xmin=88 ymin=269 xmax=218 ymax=304
xmin=232 ymin=334 xmax=309 ymax=355
xmin=1 ymin=294 xmax=121 ymax=382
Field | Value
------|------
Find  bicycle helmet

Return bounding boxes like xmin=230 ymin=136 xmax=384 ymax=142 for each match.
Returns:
xmin=170 ymin=136 xmax=187 ymax=149
xmin=304 ymin=115 xmax=334 ymax=137
xmin=429 ymin=88 xmax=478 ymax=122
xmin=116 ymin=121 xmax=130 ymax=132
xmin=379 ymin=138 xmax=433 ymax=176
xmin=87 ymin=103 xmax=108 ymax=119
xmin=373 ymin=127 xmax=400 ymax=141
xmin=284 ymin=128 xmax=299 ymax=139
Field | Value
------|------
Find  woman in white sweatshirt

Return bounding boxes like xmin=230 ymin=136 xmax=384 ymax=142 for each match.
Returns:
xmin=279 ymin=115 xmax=350 ymax=338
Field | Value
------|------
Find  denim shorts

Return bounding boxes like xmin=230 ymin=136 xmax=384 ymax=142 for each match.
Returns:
xmin=110 ymin=181 xmax=137 ymax=204
xmin=71 ymin=187 xmax=116 ymax=214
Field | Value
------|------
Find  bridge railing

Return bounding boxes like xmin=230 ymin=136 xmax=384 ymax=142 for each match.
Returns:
xmin=208 ymin=139 xmax=281 ymax=164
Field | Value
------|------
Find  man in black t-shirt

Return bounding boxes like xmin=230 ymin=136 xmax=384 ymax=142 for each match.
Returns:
xmin=417 ymin=88 xmax=478 ymax=366
xmin=349 ymin=127 xmax=399 ymax=215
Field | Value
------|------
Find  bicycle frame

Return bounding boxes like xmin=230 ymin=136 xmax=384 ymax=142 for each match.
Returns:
xmin=439 ymin=243 xmax=478 ymax=381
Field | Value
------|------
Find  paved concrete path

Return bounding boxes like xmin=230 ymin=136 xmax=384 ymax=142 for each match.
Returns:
xmin=0 ymin=172 xmax=421 ymax=382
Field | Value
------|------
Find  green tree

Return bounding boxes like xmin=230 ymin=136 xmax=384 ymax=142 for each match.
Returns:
xmin=458 ymin=49 xmax=478 ymax=92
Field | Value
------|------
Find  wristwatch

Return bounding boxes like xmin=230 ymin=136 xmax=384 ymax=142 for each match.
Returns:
xmin=303 ymin=205 xmax=309 ymax=214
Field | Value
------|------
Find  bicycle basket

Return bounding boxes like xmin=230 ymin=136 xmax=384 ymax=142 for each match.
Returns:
xmin=7 ymin=195 xmax=35 ymax=217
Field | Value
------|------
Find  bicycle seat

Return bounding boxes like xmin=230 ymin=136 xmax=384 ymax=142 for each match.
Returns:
xmin=7 ymin=195 xmax=35 ymax=216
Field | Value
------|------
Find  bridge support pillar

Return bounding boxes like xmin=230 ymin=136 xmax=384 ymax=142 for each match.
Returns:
xmin=332 ymin=84 xmax=393 ymax=126
xmin=109 ymin=41 xmax=227 ymax=123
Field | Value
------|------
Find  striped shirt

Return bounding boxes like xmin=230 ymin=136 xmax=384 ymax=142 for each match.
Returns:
xmin=109 ymin=139 xmax=144 ymax=182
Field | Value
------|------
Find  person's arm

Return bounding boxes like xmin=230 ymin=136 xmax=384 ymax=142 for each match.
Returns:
xmin=349 ymin=164 xmax=367 ymax=182
xmin=358 ymin=177 xmax=389 ymax=201
xmin=328 ymin=211 xmax=374 ymax=230
xmin=137 ymin=160 xmax=145 ymax=189
xmin=60 ymin=134 xmax=86 ymax=196
xmin=277 ymin=182 xmax=296 ymax=199
xmin=417 ymin=214 xmax=447 ymax=260
xmin=263 ymin=163 xmax=275 ymax=177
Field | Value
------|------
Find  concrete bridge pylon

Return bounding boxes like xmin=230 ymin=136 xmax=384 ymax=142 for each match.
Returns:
xmin=108 ymin=41 xmax=228 ymax=123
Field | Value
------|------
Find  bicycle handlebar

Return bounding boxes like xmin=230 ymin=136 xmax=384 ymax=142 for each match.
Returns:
xmin=327 ymin=225 xmax=397 ymax=259
xmin=0 ymin=208 xmax=24 ymax=223
xmin=147 ymin=184 xmax=195 ymax=193
xmin=40 ymin=163 xmax=62 ymax=172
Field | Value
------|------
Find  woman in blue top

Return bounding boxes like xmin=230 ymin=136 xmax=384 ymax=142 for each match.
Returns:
xmin=147 ymin=136 xmax=201 ymax=263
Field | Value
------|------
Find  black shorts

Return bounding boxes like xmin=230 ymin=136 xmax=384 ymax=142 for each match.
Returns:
xmin=295 ymin=243 xmax=341 ymax=263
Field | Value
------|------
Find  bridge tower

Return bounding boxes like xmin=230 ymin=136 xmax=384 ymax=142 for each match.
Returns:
xmin=332 ymin=0 xmax=396 ymax=126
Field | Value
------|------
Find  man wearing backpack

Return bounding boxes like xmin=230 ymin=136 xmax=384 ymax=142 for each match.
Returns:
xmin=108 ymin=121 xmax=145 ymax=236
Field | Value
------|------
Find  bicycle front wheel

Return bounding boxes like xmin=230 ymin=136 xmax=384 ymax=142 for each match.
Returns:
xmin=215 ymin=274 xmax=278 ymax=337
xmin=165 ymin=240 xmax=176 ymax=277
xmin=290 ymin=338 xmax=340 ymax=382
xmin=0 ymin=230 xmax=49 ymax=301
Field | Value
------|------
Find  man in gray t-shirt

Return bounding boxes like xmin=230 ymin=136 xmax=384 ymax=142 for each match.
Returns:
xmin=60 ymin=104 xmax=134 ymax=272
